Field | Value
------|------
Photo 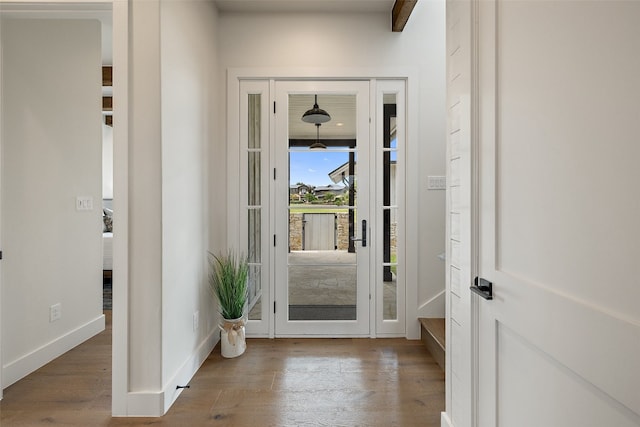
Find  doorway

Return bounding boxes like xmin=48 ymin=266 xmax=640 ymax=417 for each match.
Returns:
xmin=275 ymin=81 xmax=371 ymax=336
xmin=0 ymin=3 xmax=127 ymax=413
xmin=238 ymin=78 xmax=407 ymax=338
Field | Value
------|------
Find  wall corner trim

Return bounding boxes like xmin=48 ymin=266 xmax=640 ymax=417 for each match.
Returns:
xmin=161 ymin=328 xmax=220 ymax=413
xmin=126 ymin=391 xmax=165 ymax=417
xmin=124 ymin=329 xmax=219 ymax=417
xmin=441 ymin=411 xmax=454 ymax=427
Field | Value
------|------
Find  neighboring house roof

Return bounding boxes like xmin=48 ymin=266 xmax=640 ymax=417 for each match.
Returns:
xmin=328 ymin=162 xmax=354 ymax=184
xmin=290 ymin=183 xmax=313 ymax=193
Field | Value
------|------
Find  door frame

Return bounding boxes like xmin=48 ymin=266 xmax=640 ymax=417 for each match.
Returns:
xmin=0 ymin=2 xmax=128 ymax=410
xmin=227 ymin=68 xmax=420 ymax=339
xmin=273 ymin=80 xmax=371 ymax=337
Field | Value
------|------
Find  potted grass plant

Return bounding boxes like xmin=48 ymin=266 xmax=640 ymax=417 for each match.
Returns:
xmin=208 ymin=251 xmax=249 ymax=358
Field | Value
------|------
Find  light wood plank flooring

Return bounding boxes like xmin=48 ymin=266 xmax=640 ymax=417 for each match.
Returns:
xmin=1 ymin=312 xmax=444 ymax=426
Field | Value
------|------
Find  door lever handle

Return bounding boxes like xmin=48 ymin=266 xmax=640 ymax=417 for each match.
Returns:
xmin=350 ymin=220 xmax=367 ymax=247
xmin=471 ymin=277 xmax=493 ymax=300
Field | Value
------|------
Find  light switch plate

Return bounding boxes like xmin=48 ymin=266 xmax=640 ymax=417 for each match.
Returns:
xmin=193 ymin=311 xmax=199 ymax=332
xmin=76 ymin=196 xmax=94 ymax=211
xmin=427 ymin=176 xmax=446 ymax=190
xmin=50 ymin=303 xmax=62 ymax=322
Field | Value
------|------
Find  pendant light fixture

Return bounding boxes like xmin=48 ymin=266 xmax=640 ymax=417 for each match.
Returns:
xmin=302 ymin=94 xmax=331 ymax=124
xmin=309 ymin=123 xmax=327 ymax=150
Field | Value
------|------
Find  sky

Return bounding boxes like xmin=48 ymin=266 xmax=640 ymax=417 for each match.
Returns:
xmin=289 ymin=151 xmax=349 ymax=187
xmin=289 ymin=142 xmax=397 ymax=187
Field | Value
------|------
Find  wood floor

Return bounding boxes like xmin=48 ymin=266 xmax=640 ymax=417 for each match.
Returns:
xmin=0 ymin=312 xmax=444 ymax=426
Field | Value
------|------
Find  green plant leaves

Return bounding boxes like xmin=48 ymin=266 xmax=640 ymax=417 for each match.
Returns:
xmin=208 ymin=251 xmax=249 ymax=320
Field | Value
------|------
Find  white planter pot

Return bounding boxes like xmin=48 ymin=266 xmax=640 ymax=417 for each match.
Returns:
xmin=219 ymin=317 xmax=246 ymax=358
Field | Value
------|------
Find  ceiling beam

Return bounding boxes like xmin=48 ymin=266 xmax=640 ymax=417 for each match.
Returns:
xmin=392 ymin=0 xmax=418 ymax=32
xmin=102 ymin=66 xmax=112 ymax=86
xmin=103 ymin=96 xmax=113 ymax=111
xmin=103 ymin=67 xmax=113 ymax=127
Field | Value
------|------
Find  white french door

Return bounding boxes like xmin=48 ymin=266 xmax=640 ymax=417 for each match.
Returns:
xmin=274 ymin=81 xmax=371 ymax=336
xmin=237 ymin=78 xmax=407 ymax=338
xmin=474 ymin=1 xmax=640 ymax=425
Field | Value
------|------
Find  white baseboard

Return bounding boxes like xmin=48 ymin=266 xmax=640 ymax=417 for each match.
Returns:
xmin=124 ymin=328 xmax=219 ymax=417
xmin=2 ymin=314 xmax=105 ymax=388
xmin=418 ymin=290 xmax=445 ymax=318
xmin=161 ymin=327 xmax=219 ymax=413
xmin=441 ymin=411 xmax=454 ymax=427
xmin=126 ymin=391 xmax=164 ymax=417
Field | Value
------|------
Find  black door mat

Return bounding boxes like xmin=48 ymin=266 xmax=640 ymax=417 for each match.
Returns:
xmin=288 ymin=304 xmax=356 ymax=320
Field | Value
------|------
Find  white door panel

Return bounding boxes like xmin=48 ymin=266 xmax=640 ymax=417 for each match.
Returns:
xmin=475 ymin=1 xmax=640 ymax=426
xmin=496 ymin=323 xmax=638 ymax=427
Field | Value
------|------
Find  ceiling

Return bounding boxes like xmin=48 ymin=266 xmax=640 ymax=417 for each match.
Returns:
xmin=288 ymin=93 xmax=398 ymax=141
xmin=0 ymin=4 xmax=113 ymax=64
xmin=0 ymin=0 xmax=398 ymax=64
xmin=214 ymin=0 xmax=395 ymax=13
xmin=288 ymin=94 xmax=357 ymax=140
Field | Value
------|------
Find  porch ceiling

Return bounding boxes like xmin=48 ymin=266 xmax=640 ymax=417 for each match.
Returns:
xmin=289 ymin=95 xmax=356 ymax=140
xmin=288 ymin=93 xmax=398 ymax=141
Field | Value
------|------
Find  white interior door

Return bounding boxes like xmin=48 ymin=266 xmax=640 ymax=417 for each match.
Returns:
xmin=475 ymin=1 xmax=640 ymax=426
xmin=274 ymin=81 xmax=370 ymax=336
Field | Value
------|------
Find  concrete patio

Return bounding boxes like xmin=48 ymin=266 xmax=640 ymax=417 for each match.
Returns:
xmin=249 ymin=250 xmax=397 ymax=321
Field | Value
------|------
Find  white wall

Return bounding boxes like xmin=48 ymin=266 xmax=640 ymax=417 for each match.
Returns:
xmin=160 ymin=0 xmax=219 ymax=410
xmin=122 ymin=0 xmax=219 ymax=414
xmin=1 ymin=18 xmax=104 ymax=387
xmin=217 ymin=2 xmax=447 ymax=318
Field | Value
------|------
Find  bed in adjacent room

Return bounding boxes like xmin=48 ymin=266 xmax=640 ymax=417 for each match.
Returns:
xmin=102 ymin=200 xmax=113 ymax=278
xmin=103 ymin=200 xmax=113 ymax=310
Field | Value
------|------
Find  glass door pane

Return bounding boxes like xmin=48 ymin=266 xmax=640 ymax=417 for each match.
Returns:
xmin=288 ymin=112 xmax=357 ymax=320
xmin=247 ymin=94 xmax=262 ymax=321
xmin=382 ymin=99 xmax=397 ymax=320
xmin=275 ymin=81 xmax=370 ymax=336
xmin=239 ymin=81 xmax=270 ymax=336
xmin=376 ymin=81 xmax=406 ymax=335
